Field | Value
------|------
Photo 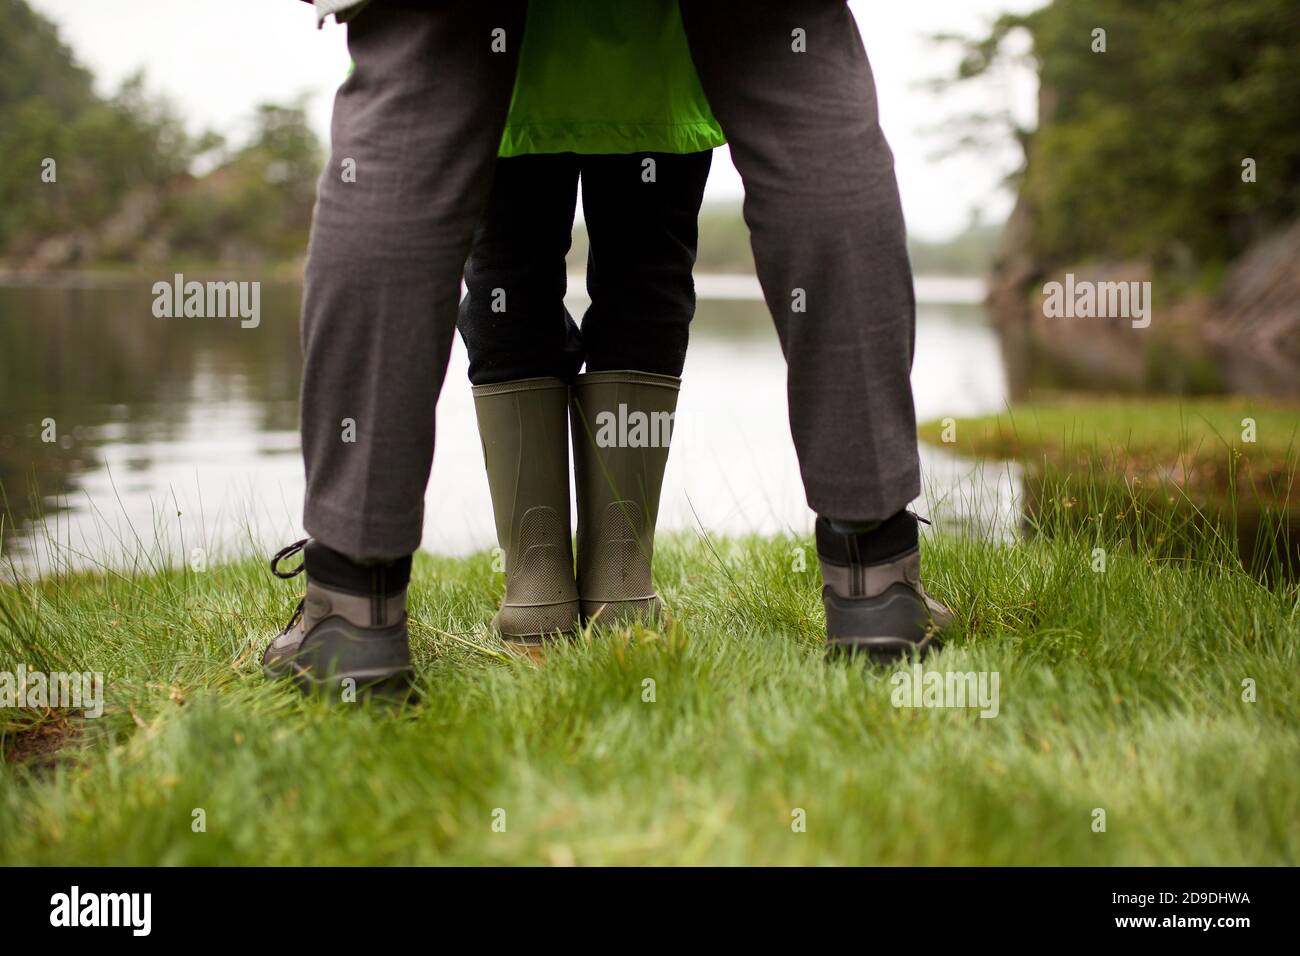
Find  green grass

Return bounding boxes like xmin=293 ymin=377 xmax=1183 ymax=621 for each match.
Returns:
xmin=2 ymin=496 xmax=1297 ymax=865
xmin=918 ymin=394 xmax=1300 ymax=581
xmin=917 ymin=395 xmax=1299 ymax=470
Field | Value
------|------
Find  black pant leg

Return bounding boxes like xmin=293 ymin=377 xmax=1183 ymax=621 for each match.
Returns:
xmin=579 ymin=150 xmax=712 ymax=377
xmin=458 ymin=153 xmax=585 ymax=386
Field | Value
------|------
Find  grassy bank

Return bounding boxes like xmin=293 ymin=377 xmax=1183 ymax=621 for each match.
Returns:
xmin=918 ymin=395 xmax=1300 ymax=579
xmin=2 ymin=499 xmax=1297 ymax=865
xmin=917 ymin=395 xmax=1299 ymax=479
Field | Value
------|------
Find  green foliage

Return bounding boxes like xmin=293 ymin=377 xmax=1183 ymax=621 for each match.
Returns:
xmin=168 ymin=100 xmax=322 ymax=262
xmin=948 ymin=0 xmax=1300 ymax=270
xmin=0 ymin=0 xmax=95 ymax=114
xmin=0 ymin=0 xmax=196 ymax=253
xmin=0 ymin=0 xmax=322 ymax=265
xmin=0 ymin=0 xmax=94 ymax=249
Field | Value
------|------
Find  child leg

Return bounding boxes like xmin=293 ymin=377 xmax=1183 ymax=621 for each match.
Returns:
xmin=569 ymin=151 xmax=712 ymax=626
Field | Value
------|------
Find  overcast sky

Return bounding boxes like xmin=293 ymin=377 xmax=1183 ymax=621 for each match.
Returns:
xmin=30 ymin=0 xmax=1041 ymax=241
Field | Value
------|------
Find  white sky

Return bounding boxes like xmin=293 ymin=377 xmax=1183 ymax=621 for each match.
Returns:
xmin=29 ymin=0 xmax=1041 ymax=241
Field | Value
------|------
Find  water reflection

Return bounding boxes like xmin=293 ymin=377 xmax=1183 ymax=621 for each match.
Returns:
xmin=1 ymin=279 xmax=1014 ymax=575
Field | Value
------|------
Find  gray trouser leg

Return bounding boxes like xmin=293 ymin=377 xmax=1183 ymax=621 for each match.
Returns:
xmin=679 ymin=0 xmax=920 ymax=522
xmin=300 ymin=1 xmax=525 ymax=559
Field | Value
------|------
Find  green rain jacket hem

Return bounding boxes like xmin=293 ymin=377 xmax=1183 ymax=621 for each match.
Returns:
xmin=499 ymin=120 xmax=726 ymax=158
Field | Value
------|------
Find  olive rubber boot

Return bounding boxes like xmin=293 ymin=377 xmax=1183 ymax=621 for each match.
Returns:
xmin=263 ymin=539 xmax=413 ymax=698
xmin=473 ymin=378 xmax=581 ymax=652
xmin=816 ymin=512 xmax=954 ymax=663
xmin=570 ymin=370 xmax=679 ymax=627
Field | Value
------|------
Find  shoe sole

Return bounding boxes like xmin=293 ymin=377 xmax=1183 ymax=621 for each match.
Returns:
xmin=827 ymin=632 xmax=942 ymax=665
xmin=262 ymin=661 xmax=416 ymax=702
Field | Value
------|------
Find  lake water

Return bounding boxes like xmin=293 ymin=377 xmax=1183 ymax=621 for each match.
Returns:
xmin=0 ymin=276 xmax=1021 ymax=576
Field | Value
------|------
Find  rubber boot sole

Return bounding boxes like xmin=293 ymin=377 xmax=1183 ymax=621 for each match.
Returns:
xmin=494 ymin=601 xmax=581 ymax=662
xmin=493 ymin=600 xmax=581 ymax=639
xmin=581 ymin=595 xmax=661 ymax=629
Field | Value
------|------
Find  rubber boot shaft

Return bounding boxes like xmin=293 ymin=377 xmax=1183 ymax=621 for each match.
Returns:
xmin=472 ymin=377 xmax=580 ymax=638
xmin=570 ymin=370 xmax=679 ymax=626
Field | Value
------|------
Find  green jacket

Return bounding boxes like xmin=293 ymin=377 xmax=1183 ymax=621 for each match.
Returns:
xmin=311 ymin=0 xmax=723 ymax=156
xmin=498 ymin=0 xmax=725 ymax=157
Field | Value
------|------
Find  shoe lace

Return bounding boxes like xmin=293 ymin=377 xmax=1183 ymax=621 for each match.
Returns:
xmin=271 ymin=537 xmax=309 ymax=579
xmin=280 ymin=597 xmax=305 ymax=636
xmin=271 ymin=538 xmax=309 ymax=635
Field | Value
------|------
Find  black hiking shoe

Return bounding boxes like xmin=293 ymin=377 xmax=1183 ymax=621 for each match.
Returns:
xmin=263 ymin=539 xmax=415 ymax=699
xmin=816 ymin=514 xmax=953 ymax=664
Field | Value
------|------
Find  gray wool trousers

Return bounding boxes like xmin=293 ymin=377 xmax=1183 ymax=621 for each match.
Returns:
xmin=301 ymin=0 xmax=920 ymax=560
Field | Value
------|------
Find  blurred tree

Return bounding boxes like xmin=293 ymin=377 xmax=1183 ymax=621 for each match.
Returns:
xmin=939 ymin=0 xmax=1300 ymax=276
xmin=168 ymin=99 xmax=322 ymax=262
xmin=0 ymin=0 xmax=197 ymax=261
xmin=0 ymin=0 xmax=323 ymax=267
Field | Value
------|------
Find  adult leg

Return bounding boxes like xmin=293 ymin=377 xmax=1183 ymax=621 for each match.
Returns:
xmin=678 ymin=1 xmax=950 ymax=658
xmin=678 ymin=0 xmax=918 ymax=522
xmin=301 ymin=0 xmax=526 ymax=560
xmin=266 ymin=1 xmax=526 ymax=691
